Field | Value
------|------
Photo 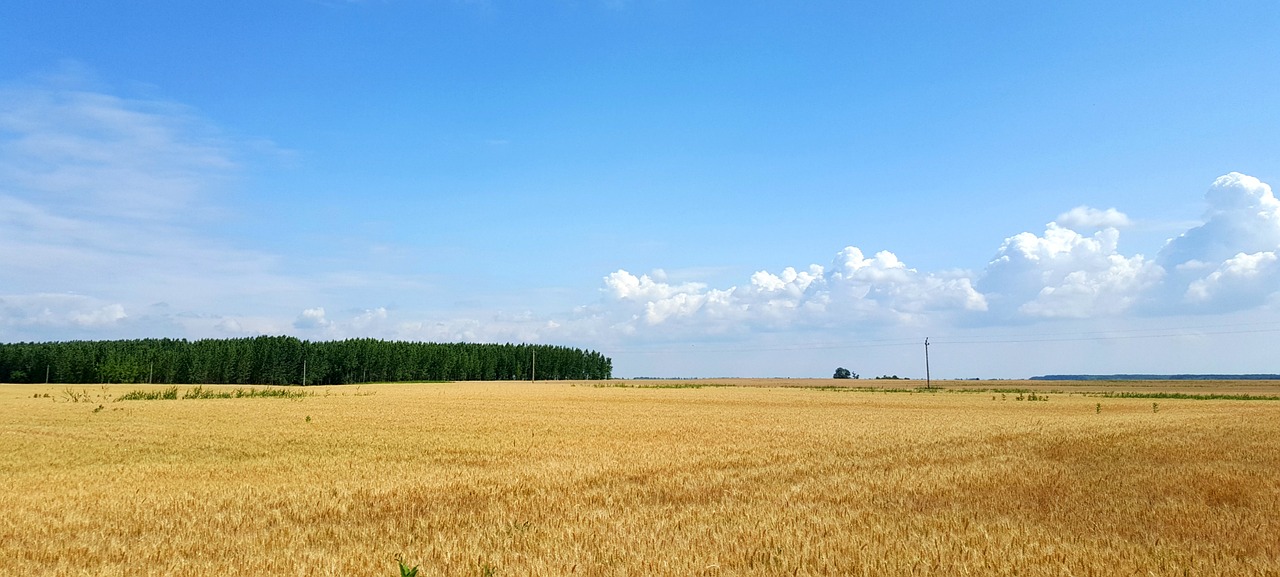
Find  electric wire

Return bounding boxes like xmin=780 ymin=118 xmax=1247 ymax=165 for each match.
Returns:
xmin=602 ymin=320 xmax=1280 ymax=355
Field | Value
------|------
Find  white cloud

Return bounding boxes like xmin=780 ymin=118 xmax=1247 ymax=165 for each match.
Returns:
xmin=351 ymin=307 xmax=389 ymax=329
xmin=294 ymin=307 xmax=331 ymax=329
xmin=1056 ymin=206 xmax=1131 ymax=230
xmin=0 ymin=70 xmax=318 ymax=340
xmin=596 ymin=176 xmax=1280 ymax=342
xmin=1154 ymin=172 xmax=1280 ymax=311
xmin=749 ymin=265 xmax=822 ymax=295
xmin=827 ymin=247 xmax=987 ymax=315
xmin=973 ymin=173 xmax=1280 ymax=320
xmin=979 ymin=223 xmax=1161 ymax=319
xmin=601 ymin=246 xmax=986 ymax=335
xmin=604 ymin=269 xmax=739 ymax=327
xmin=0 ymin=84 xmax=235 ymax=221
xmin=1159 ymin=172 xmax=1280 ymax=267
xmin=1184 ymin=251 xmax=1278 ymax=305
xmin=0 ymin=293 xmax=128 ymax=332
xmin=603 ymin=269 xmax=706 ymax=302
xmin=1016 ymin=255 xmax=1162 ymax=318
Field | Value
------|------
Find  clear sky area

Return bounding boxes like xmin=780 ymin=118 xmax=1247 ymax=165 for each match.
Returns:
xmin=2 ymin=1 xmax=1278 ymax=378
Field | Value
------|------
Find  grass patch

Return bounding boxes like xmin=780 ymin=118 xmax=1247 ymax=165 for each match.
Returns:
xmin=591 ymin=382 xmax=735 ymax=389
xmin=1087 ymin=391 xmax=1280 ymax=401
xmin=116 ymin=386 xmax=311 ymax=401
xmin=116 ymin=386 xmax=180 ymax=401
xmin=814 ymin=386 xmax=940 ymax=393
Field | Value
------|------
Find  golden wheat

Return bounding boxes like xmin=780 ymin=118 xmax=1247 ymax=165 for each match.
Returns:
xmin=2 ymin=381 xmax=1277 ymax=576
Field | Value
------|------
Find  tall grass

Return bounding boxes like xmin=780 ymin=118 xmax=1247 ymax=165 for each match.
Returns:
xmin=115 ymin=385 xmax=311 ymax=401
xmin=115 ymin=386 xmax=180 ymax=401
xmin=591 ymin=382 xmax=734 ymax=389
xmin=1090 ymin=391 xmax=1280 ymax=401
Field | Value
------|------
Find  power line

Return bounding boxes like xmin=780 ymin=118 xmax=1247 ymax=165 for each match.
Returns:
xmin=933 ymin=326 xmax=1280 ymax=346
xmin=600 ymin=320 xmax=1280 ymax=356
xmin=935 ymin=320 xmax=1279 ymax=340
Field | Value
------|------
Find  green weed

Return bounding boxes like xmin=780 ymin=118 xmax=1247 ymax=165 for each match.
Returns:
xmin=1089 ymin=391 xmax=1280 ymax=401
xmin=593 ymin=382 xmax=734 ymax=389
xmin=116 ymin=387 xmax=179 ymax=401
xmin=394 ymin=554 xmax=419 ymax=577
xmin=116 ymin=386 xmax=310 ymax=402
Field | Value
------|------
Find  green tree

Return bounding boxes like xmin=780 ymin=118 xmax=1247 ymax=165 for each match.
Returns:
xmin=833 ymin=367 xmax=857 ymax=379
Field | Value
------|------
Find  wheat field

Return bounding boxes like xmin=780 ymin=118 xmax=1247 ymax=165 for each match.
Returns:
xmin=2 ymin=380 xmax=1278 ymax=576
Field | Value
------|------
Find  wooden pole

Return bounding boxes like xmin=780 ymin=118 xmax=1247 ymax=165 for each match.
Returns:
xmin=924 ymin=337 xmax=932 ymax=390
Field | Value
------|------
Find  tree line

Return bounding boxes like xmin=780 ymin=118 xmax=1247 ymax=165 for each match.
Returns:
xmin=0 ymin=337 xmax=612 ymax=385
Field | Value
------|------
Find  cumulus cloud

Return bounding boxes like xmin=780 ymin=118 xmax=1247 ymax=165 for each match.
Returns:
xmin=294 ymin=307 xmax=331 ymax=329
xmin=604 ymin=270 xmax=706 ymax=302
xmin=1153 ymin=172 xmax=1280 ymax=311
xmin=601 ymin=246 xmax=986 ymax=334
xmin=979 ymin=223 xmax=1161 ymax=319
xmin=603 ymin=270 xmax=735 ymax=325
xmin=971 ymin=173 xmax=1280 ymax=320
xmin=827 ymin=247 xmax=987 ymax=315
xmin=1159 ymin=172 xmax=1280 ymax=267
xmin=1056 ymin=206 xmax=1131 ymax=230
xmin=1185 ymin=251 xmax=1279 ymax=304
xmin=603 ymin=173 xmax=1280 ymax=336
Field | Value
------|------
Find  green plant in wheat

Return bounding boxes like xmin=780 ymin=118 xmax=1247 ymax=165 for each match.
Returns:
xmin=395 ymin=555 xmax=419 ymax=577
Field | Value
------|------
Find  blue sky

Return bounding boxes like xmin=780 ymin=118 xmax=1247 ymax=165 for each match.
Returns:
xmin=2 ymin=1 xmax=1279 ymax=378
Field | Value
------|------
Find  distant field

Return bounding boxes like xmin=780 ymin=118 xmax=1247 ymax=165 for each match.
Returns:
xmin=665 ymin=377 xmax=1280 ymax=396
xmin=2 ymin=380 xmax=1278 ymax=576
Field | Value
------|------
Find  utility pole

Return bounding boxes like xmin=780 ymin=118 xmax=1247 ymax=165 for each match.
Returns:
xmin=924 ymin=337 xmax=932 ymax=390
xmin=532 ymin=349 xmax=537 ymax=382
xmin=302 ymin=359 xmax=307 ymax=387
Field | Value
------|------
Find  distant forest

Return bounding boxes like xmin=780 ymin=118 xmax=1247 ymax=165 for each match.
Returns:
xmin=0 ymin=337 xmax=612 ymax=385
xmin=1031 ymin=374 xmax=1280 ymax=381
